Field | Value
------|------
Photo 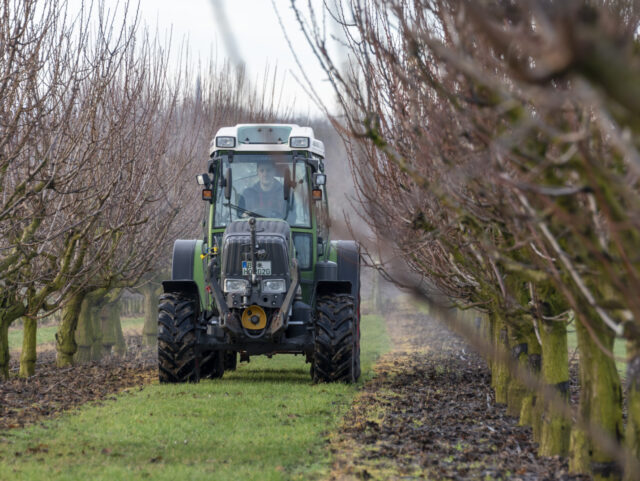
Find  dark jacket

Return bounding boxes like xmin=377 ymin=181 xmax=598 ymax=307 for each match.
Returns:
xmin=240 ymin=181 xmax=286 ymax=217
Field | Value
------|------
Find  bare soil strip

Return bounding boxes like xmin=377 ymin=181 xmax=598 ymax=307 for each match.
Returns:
xmin=0 ymin=336 xmax=155 ymax=431
xmin=328 ymin=308 xmax=589 ymax=480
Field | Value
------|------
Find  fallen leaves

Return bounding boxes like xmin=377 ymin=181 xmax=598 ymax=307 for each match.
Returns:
xmin=328 ymin=306 xmax=589 ymax=480
xmin=0 ymin=336 xmax=155 ymax=431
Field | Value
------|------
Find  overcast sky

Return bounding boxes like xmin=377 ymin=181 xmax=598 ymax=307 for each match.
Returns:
xmin=131 ymin=0 xmax=338 ymax=117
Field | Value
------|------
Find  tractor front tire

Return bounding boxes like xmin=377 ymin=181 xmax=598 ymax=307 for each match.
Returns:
xmin=312 ymin=293 xmax=360 ymax=383
xmin=224 ymin=351 xmax=238 ymax=371
xmin=158 ymin=293 xmax=201 ymax=383
xmin=200 ymin=349 xmax=225 ymax=379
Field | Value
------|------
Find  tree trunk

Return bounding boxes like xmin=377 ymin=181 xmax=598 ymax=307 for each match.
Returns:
xmin=115 ymin=298 xmax=127 ymax=357
xmin=102 ymin=303 xmax=115 ymax=355
xmin=73 ymin=298 xmax=93 ymax=364
xmin=538 ymin=317 xmax=570 ymax=456
xmin=19 ymin=317 xmax=37 ymax=378
xmin=90 ymin=303 xmax=104 ymax=361
xmin=102 ymin=301 xmax=121 ymax=355
xmin=507 ymin=322 xmax=531 ymax=418
xmin=570 ymin=316 xmax=592 ymax=475
xmin=625 ymin=340 xmax=640 ymax=481
xmin=121 ymin=297 xmax=129 ymax=317
xmin=519 ymin=325 xmax=542 ymax=428
xmin=571 ymin=318 xmax=623 ymax=480
xmin=519 ymin=326 xmax=541 ymax=427
xmin=491 ymin=311 xmax=510 ymax=405
xmin=0 ymin=301 xmax=27 ymax=378
xmin=0 ymin=317 xmax=10 ymax=379
xmin=56 ymin=291 xmax=86 ymax=367
xmin=142 ymin=283 xmax=158 ymax=348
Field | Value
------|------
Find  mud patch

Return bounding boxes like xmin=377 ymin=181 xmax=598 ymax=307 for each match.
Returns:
xmin=329 ymin=308 xmax=588 ymax=480
xmin=0 ymin=336 xmax=156 ymax=431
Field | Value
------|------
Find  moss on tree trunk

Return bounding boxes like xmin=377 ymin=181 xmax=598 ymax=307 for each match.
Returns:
xmin=507 ymin=322 xmax=532 ymax=418
xmin=570 ymin=316 xmax=592 ymax=475
xmin=491 ymin=311 xmax=510 ymax=405
xmin=570 ymin=318 xmax=623 ymax=480
xmin=19 ymin=317 xmax=37 ymax=378
xmin=570 ymin=427 xmax=590 ymax=476
xmin=0 ymin=301 xmax=27 ymax=378
xmin=625 ymin=341 xmax=640 ymax=481
xmin=56 ymin=291 xmax=86 ymax=367
xmin=538 ymin=317 xmax=570 ymax=456
xmin=517 ymin=325 xmax=542 ymax=427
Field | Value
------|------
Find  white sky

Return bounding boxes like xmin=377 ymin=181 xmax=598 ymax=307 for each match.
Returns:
xmin=132 ymin=0 xmax=338 ymax=117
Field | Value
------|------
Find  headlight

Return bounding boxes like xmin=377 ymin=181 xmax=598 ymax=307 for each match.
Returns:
xmin=262 ymin=279 xmax=286 ymax=293
xmin=216 ymin=136 xmax=236 ymax=148
xmin=224 ymin=278 xmax=249 ymax=294
xmin=289 ymin=136 xmax=309 ymax=148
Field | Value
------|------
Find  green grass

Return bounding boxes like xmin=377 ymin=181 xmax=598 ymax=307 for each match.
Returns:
xmin=8 ymin=317 xmax=145 ymax=351
xmin=0 ymin=314 xmax=390 ymax=480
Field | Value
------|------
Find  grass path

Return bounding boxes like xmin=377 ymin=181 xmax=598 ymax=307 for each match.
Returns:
xmin=0 ymin=314 xmax=390 ymax=480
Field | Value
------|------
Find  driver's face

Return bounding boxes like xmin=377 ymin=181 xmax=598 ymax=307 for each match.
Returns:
xmin=257 ymin=164 xmax=275 ymax=190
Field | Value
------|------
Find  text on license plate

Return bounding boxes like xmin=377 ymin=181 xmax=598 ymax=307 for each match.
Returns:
xmin=242 ymin=261 xmax=271 ymax=275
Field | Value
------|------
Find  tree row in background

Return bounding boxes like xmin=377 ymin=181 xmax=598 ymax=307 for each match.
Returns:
xmin=294 ymin=0 xmax=640 ymax=479
xmin=0 ymin=0 xmax=291 ymax=378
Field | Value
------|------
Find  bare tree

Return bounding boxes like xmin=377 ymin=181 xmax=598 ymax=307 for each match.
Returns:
xmin=292 ymin=0 xmax=640 ymax=478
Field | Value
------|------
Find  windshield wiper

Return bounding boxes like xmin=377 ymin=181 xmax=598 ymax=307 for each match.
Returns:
xmin=223 ymin=203 xmax=265 ymax=218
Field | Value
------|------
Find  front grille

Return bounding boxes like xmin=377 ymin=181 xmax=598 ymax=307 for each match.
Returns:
xmin=222 ymin=235 xmax=289 ymax=277
xmin=221 ymin=219 xmax=291 ymax=279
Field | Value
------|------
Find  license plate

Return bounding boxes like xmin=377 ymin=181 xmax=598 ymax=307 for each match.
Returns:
xmin=242 ymin=260 xmax=271 ymax=275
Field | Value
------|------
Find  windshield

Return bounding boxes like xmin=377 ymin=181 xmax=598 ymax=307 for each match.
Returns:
xmin=214 ymin=153 xmax=311 ymax=227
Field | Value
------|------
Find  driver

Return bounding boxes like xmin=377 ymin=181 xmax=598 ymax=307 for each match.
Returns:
xmin=239 ymin=161 xmax=286 ymax=217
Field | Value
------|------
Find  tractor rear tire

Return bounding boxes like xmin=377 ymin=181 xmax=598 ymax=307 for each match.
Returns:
xmin=158 ymin=293 xmax=201 ymax=383
xmin=312 ymin=293 xmax=360 ymax=383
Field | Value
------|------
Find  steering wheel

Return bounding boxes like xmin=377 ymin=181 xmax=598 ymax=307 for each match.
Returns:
xmin=261 ymin=209 xmax=283 ymax=219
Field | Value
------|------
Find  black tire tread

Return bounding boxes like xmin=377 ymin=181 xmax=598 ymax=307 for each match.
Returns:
xmin=200 ymin=349 xmax=224 ymax=379
xmin=223 ymin=351 xmax=238 ymax=371
xmin=312 ymin=293 xmax=360 ymax=383
xmin=158 ymin=293 xmax=224 ymax=383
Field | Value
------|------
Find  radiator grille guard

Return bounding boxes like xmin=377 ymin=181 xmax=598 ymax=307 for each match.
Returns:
xmin=221 ymin=219 xmax=291 ymax=279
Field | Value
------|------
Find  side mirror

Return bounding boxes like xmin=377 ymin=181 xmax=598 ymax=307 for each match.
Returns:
xmin=284 ymin=169 xmax=292 ymax=201
xmin=196 ymin=173 xmax=211 ymax=186
xmin=224 ymin=167 xmax=232 ymax=200
xmin=313 ymin=173 xmax=326 ymax=187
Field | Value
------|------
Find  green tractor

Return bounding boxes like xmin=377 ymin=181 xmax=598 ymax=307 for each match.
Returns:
xmin=158 ymin=124 xmax=361 ymax=383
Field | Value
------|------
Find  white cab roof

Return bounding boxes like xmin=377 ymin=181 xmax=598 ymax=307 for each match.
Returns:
xmin=209 ymin=124 xmax=325 ymax=158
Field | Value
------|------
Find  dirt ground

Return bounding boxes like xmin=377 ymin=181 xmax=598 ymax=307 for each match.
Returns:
xmin=0 ymin=336 xmax=156 ymax=430
xmin=328 ymin=306 xmax=590 ymax=481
